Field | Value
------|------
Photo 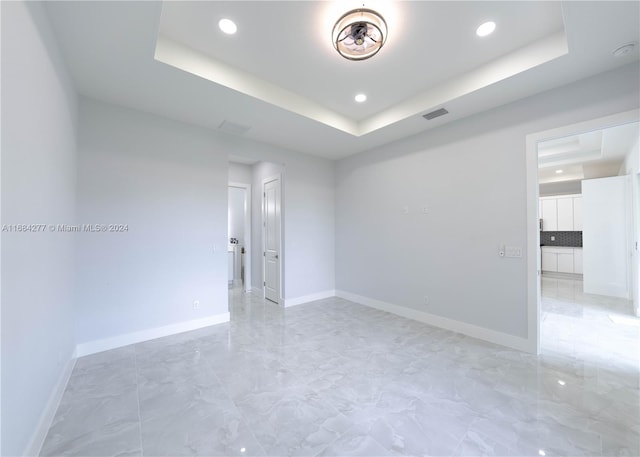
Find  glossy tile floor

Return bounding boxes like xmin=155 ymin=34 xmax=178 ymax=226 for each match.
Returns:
xmin=40 ymin=279 xmax=639 ymax=456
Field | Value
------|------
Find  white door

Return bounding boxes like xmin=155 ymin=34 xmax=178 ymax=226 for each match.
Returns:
xmin=583 ymin=176 xmax=629 ymax=298
xmin=263 ymin=177 xmax=281 ymax=303
xmin=635 ymin=174 xmax=640 ymax=316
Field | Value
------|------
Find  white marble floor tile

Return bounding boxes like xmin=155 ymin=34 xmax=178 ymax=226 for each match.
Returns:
xmin=40 ymin=282 xmax=638 ymax=456
xmin=40 ymin=418 xmax=141 ymax=457
xmin=315 ymin=424 xmax=393 ymax=457
xmin=140 ymin=408 xmax=264 ymax=457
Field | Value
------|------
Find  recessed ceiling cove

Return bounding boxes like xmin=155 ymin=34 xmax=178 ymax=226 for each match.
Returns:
xmin=154 ymin=1 xmax=567 ymax=137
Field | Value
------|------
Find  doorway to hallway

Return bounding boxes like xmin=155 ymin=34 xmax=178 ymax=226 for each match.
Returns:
xmin=228 ymin=158 xmax=285 ymax=305
xmin=228 ymin=183 xmax=251 ymax=293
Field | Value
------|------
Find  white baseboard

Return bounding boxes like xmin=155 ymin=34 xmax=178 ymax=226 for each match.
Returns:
xmin=336 ymin=290 xmax=533 ymax=353
xmin=75 ymin=312 xmax=230 ymax=357
xmin=24 ymin=349 xmax=77 ymax=457
xmin=284 ymin=289 xmax=336 ymax=308
xmin=542 ymin=272 xmax=583 ymax=280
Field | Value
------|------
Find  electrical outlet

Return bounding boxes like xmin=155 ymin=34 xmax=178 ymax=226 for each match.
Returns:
xmin=402 ymin=205 xmax=409 ymax=214
xmin=424 ymin=296 xmax=430 ymax=305
xmin=193 ymin=300 xmax=200 ymax=309
xmin=422 ymin=206 xmax=429 ymax=214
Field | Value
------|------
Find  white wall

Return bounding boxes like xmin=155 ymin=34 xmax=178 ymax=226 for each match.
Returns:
xmin=76 ymin=97 xmax=336 ymax=348
xmin=76 ymin=98 xmax=230 ymax=346
xmin=229 ymin=162 xmax=252 ymax=185
xmin=539 ymin=180 xmax=582 ymax=197
xmin=336 ymin=63 xmax=639 ymax=342
xmin=245 ymin=155 xmax=335 ymax=300
xmin=1 ymin=2 xmax=78 ymax=455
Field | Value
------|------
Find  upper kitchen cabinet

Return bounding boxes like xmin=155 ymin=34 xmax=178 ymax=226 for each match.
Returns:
xmin=541 ymin=198 xmax=558 ymax=231
xmin=573 ymin=196 xmax=582 ymax=231
xmin=540 ymin=194 xmax=582 ymax=231
xmin=557 ymin=197 xmax=573 ymax=230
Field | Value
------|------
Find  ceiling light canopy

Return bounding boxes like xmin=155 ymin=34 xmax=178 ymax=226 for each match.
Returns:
xmin=218 ymin=18 xmax=237 ymax=35
xmin=333 ymin=8 xmax=387 ymax=61
xmin=476 ymin=21 xmax=496 ymax=37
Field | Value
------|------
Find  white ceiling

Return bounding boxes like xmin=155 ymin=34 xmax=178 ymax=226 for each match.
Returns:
xmin=538 ymin=122 xmax=639 ymax=184
xmin=44 ymin=1 xmax=640 ymax=159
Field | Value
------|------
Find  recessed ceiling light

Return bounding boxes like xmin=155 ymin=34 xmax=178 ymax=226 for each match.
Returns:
xmin=555 ymin=169 xmax=564 ymax=174
xmin=538 ymin=450 xmax=546 ymax=456
xmin=476 ymin=21 xmax=496 ymax=37
xmin=355 ymin=93 xmax=367 ymax=103
xmin=558 ymin=379 xmax=566 ymax=386
xmin=218 ymin=18 xmax=237 ymax=35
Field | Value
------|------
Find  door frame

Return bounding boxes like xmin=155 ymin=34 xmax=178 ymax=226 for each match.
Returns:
xmin=229 ymin=182 xmax=252 ymax=293
xmin=525 ymin=109 xmax=639 ymax=354
xmin=262 ymin=174 xmax=283 ymax=304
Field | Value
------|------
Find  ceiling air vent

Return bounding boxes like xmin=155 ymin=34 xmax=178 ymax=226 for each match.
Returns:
xmin=218 ymin=120 xmax=251 ymax=136
xmin=422 ymin=108 xmax=449 ymax=121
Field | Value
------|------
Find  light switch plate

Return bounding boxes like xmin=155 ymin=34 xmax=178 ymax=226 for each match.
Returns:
xmin=505 ymin=246 xmax=523 ymax=258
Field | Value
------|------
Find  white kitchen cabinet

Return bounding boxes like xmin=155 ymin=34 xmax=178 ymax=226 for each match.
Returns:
xmin=542 ymin=250 xmax=558 ymax=272
xmin=540 ymin=194 xmax=582 ymax=231
xmin=541 ymin=246 xmax=583 ymax=275
xmin=557 ymin=197 xmax=574 ymax=231
xmin=574 ymin=248 xmax=583 ymax=274
xmin=573 ymin=197 xmax=583 ymax=231
xmin=557 ymin=252 xmax=574 ymax=273
xmin=541 ymin=199 xmax=558 ymax=231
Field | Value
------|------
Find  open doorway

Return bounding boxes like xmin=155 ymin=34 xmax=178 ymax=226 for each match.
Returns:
xmin=228 ymin=158 xmax=285 ymax=308
xmin=228 ymin=183 xmax=251 ymax=293
xmin=525 ymin=110 xmax=639 ymax=359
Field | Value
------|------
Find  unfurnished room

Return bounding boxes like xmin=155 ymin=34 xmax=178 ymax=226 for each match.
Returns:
xmin=2 ymin=1 xmax=640 ymax=456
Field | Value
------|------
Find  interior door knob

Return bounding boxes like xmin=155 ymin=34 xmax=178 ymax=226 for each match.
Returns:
xmin=275 ymin=254 xmax=279 ymax=259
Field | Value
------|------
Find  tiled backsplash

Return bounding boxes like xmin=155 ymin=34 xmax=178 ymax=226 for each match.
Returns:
xmin=540 ymin=231 xmax=582 ymax=247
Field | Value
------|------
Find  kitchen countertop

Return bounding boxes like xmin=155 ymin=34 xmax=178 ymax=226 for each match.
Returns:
xmin=540 ymin=245 xmax=582 ymax=248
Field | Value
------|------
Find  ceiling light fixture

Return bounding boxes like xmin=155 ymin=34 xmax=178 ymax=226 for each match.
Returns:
xmin=333 ymin=8 xmax=387 ymax=61
xmin=555 ymin=169 xmax=564 ymax=174
xmin=218 ymin=18 xmax=237 ymax=35
xmin=476 ymin=21 xmax=496 ymax=37
xmin=355 ymin=93 xmax=367 ymax=103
